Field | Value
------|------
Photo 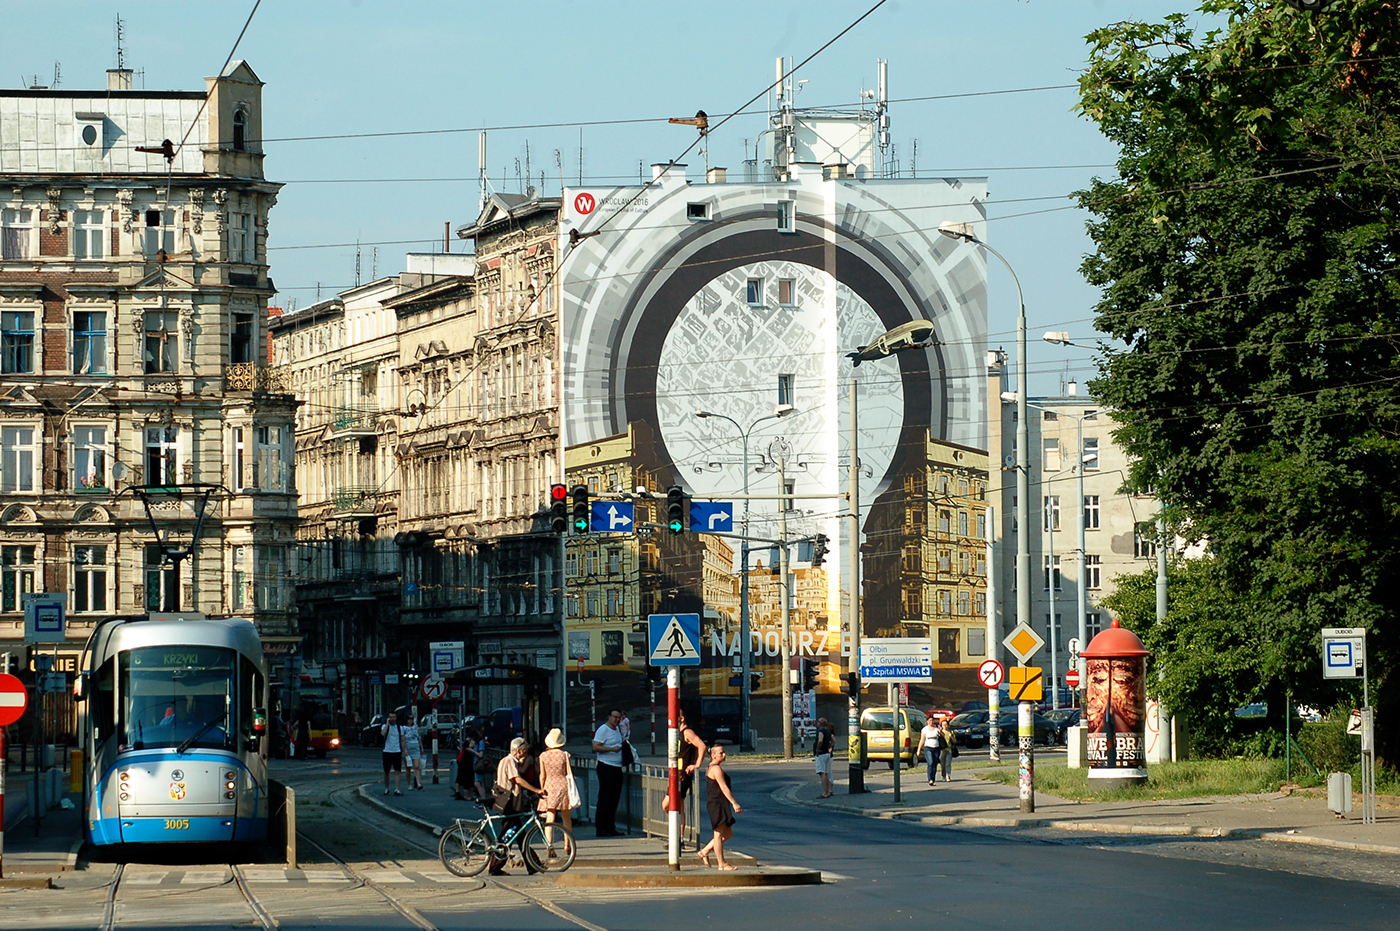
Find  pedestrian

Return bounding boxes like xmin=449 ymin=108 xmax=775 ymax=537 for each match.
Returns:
xmin=380 ymin=711 xmax=406 ymax=795
xmin=592 ymin=708 xmax=626 ymax=837
xmin=916 ymin=713 xmax=942 ymax=786
xmin=491 ymin=737 xmax=543 ymax=876
xmin=536 ymin=727 xmax=577 ymax=862
xmin=813 ymin=717 xmax=835 ymax=798
xmin=939 ymin=715 xmax=955 ymax=782
xmin=676 ymin=711 xmax=707 ymax=846
xmin=402 ymin=708 xmax=425 ymax=789
xmin=453 ymin=727 xmax=483 ymax=800
xmin=697 ymin=743 xmax=741 ymax=871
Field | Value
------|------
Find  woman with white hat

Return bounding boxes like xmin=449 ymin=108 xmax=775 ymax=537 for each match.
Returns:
xmin=536 ymin=727 xmax=577 ymax=862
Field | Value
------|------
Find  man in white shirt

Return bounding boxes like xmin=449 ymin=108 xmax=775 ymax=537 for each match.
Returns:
xmin=592 ymin=708 xmax=625 ymax=836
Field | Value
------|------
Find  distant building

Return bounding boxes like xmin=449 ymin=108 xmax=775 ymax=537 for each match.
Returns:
xmin=0 ymin=62 xmax=296 ymax=696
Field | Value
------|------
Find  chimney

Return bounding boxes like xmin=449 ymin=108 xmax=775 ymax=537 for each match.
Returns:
xmin=706 ymin=167 xmax=727 ymax=184
xmin=107 ymin=69 xmax=133 ymax=91
xmin=1067 ymin=380 xmax=1078 ymax=397
xmin=652 ymin=162 xmax=686 ymax=183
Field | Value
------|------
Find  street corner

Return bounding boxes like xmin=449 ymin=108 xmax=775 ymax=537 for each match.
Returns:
xmin=553 ymin=864 xmax=823 ymax=889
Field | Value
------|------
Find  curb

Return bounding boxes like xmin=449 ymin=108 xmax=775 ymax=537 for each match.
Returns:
xmin=775 ymin=785 xmax=1400 ymax=855
xmin=554 ymin=866 xmax=821 ymax=889
xmin=356 ymin=784 xmax=445 ymax=836
xmin=0 ymin=876 xmax=53 ymax=889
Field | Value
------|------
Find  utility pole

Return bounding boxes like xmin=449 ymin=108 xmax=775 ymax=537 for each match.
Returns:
xmin=1047 ymin=495 xmax=1059 ymax=710
xmin=779 ymin=456 xmax=793 ymax=760
xmin=847 ymin=378 xmax=865 ymax=792
xmin=986 ymin=506 xmax=1000 ymax=760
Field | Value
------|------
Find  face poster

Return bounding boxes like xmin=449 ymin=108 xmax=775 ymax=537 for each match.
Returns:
xmin=1085 ymin=656 xmax=1146 ymax=773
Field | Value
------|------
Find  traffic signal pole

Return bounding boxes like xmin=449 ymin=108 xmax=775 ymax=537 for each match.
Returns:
xmin=778 ymin=457 xmax=793 ymax=760
xmin=667 ymin=666 xmax=680 ymax=871
xmin=848 ymin=378 xmax=865 ymax=793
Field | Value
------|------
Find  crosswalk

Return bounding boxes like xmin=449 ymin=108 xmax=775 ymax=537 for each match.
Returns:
xmin=118 ymin=867 xmax=480 ymax=885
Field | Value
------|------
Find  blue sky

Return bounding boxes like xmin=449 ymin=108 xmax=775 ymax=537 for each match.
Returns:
xmin=12 ymin=1 xmax=1203 ymax=395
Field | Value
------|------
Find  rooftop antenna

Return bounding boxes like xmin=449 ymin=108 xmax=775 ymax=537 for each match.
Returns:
xmin=514 ymin=157 xmax=522 ymax=194
xmin=116 ymin=14 xmax=126 ymax=70
xmin=554 ymin=148 xmax=563 ymax=198
xmin=478 ymin=131 xmax=489 ymax=214
xmin=578 ymin=128 xmax=583 ymax=186
xmin=910 ymin=138 xmax=918 ymax=179
xmin=668 ymin=110 xmax=710 ymax=173
xmin=372 ymin=247 xmax=378 ymax=279
xmin=354 ymin=240 xmax=361 ymax=287
xmin=51 ymin=62 xmax=61 ymax=89
xmin=877 ymin=58 xmax=891 ymax=178
xmin=524 ymin=141 xmax=534 ymax=197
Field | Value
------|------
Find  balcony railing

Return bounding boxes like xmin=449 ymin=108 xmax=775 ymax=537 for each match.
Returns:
xmin=330 ymin=486 xmax=378 ymax=513
xmin=331 ymin=406 xmax=378 ymax=434
xmin=224 ymin=362 xmax=289 ymax=392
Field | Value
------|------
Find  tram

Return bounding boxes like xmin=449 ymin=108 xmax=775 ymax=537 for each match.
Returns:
xmin=76 ymin=615 xmax=271 ymax=845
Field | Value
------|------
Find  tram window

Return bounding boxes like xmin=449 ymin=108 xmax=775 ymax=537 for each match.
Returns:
xmin=118 ymin=646 xmax=235 ymax=750
xmin=93 ymin=656 xmax=116 ymax=740
xmin=239 ymin=655 xmax=264 ymax=737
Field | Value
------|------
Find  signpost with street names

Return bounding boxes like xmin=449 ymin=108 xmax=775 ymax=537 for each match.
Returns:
xmin=859 ymin=638 xmax=933 ymax=682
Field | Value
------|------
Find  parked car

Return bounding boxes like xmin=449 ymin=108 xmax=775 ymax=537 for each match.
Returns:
xmin=1041 ymin=708 xmax=1081 ymax=744
xmin=949 ymin=711 xmax=990 ymax=748
xmin=860 ymin=706 xmax=927 ymax=768
xmin=680 ymin=696 xmax=743 ymax=746
xmin=996 ymin=710 xmax=1058 ymax=747
xmin=483 ymin=707 xmax=523 ymax=748
xmin=420 ymin=713 xmax=460 ymax=750
xmin=360 ymin=713 xmax=388 ymax=747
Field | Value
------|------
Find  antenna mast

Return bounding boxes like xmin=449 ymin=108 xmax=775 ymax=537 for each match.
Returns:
xmin=478 ymin=132 xmax=488 ymax=214
xmin=116 ymin=15 xmax=125 ymax=70
xmin=877 ymin=59 xmax=891 ymax=178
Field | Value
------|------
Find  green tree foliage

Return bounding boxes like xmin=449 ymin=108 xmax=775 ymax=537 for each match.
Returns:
xmin=1077 ymin=1 xmax=1400 ymax=767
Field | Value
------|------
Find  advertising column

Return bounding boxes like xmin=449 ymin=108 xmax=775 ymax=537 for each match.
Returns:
xmin=1081 ymin=619 xmax=1149 ymax=789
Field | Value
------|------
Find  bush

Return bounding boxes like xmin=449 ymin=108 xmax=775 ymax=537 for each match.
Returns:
xmin=1296 ymin=719 xmax=1360 ymax=775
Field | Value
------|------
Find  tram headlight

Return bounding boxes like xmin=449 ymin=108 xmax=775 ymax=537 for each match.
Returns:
xmin=226 ymin=781 xmax=236 ymax=790
xmin=224 ymin=771 xmax=236 ymax=781
xmin=119 ymin=771 xmax=129 ymax=781
xmin=119 ymin=793 xmax=129 ymax=801
xmin=225 ymin=791 xmax=236 ymax=799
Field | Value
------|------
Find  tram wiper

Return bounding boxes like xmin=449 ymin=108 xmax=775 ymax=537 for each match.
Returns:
xmin=176 ymin=711 xmax=228 ymax=755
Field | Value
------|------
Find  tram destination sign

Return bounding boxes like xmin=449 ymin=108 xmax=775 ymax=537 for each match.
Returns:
xmin=859 ymin=638 xmax=933 ymax=683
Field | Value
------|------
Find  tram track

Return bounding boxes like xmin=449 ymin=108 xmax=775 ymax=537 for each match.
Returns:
xmin=97 ymin=860 xmax=278 ymax=931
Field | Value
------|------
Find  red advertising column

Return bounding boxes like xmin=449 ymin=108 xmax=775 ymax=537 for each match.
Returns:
xmin=667 ymin=666 xmax=680 ymax=871
xmin=1082 ymin=619 xmax=1150 ymax=789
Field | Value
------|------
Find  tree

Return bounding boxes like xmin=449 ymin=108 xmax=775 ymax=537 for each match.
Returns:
xmin=1077 ymin=1 xmax=1400 ymax=768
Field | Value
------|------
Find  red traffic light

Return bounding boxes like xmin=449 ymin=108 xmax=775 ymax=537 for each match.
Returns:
xmin=550 ymin=483 xmax=568 ymax=502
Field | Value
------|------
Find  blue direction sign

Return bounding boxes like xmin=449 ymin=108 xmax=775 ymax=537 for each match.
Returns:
xmin=648 ymin=613 xmax=701 ymax=666
xmin=590 ymin=501 xmax=634 ymax=532
xmin=690 ymin=501 xmax=734 ymax=533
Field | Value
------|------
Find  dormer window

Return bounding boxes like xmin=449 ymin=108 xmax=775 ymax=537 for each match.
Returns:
xmin=232 ymin=109 xmax=247 ymax=152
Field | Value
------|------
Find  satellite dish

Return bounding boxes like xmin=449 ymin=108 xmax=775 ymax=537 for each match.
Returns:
xmin=111 ymin=461 xmax=129 ymax=481
xmin=1003 ymin=455 xmax=1015 ymax=468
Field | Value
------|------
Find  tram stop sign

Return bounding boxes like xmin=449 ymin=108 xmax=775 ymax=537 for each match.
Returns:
xmin=0 ymin=672 xmax=28 ymax=726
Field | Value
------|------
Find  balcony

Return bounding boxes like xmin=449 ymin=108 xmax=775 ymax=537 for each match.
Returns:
xmin=224 ymin=362 xmax=289 ymax=393
xmin=330 ymin=486 xmax=379 ymax=516
xmin=331 ymin=406 xmax=378 ymax=437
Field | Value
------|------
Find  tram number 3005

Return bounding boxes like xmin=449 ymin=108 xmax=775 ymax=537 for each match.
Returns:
xmin=164 ymin=819 xmax=190 ymax=831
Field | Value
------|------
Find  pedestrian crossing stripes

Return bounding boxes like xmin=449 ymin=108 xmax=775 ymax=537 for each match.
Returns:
xmin=116 ymin=868 xmax=478 ymax=885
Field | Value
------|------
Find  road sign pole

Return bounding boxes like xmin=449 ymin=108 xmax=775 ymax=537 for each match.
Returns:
xmin=1019 ymin=700 xmax=1035 ymax=812
xmin=848 ymin=377 xmax=864 ymax=794
xmin=986 ymin=505 xmax=1000 ymax=762
xmin=667 ymin=666 xmax=680 ymax=871
xmin=890 ymin=683 xmax=901 ymax=803
xmin=1 ymin=725 xmax=6 ymax=878
xmin=779 ymin=457 xmax=793 ymax=760
xmin=431 ymin=702 xmax=440 ymax=784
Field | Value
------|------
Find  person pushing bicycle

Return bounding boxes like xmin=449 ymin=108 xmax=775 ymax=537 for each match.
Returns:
xmin=490 ymin=737 xmax=542 ymax=875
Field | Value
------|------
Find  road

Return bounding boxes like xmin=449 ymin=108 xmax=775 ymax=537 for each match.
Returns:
xmin=5 ymin=755 xmax=1399 ymax=929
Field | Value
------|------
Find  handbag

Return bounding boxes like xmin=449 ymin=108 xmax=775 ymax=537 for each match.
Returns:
xmin=566 ymin=764 xmax=582 ymax=809
xmin=492 ymin=784 xmax=517 ymax=814
xmin=620 ymin=740 xmax=635 ymax=768
xmin=952 ymin=744 xmax=960 ymax=758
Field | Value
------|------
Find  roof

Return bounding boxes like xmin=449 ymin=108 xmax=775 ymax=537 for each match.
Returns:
xmin=455 ymin=192 xmax=561 ymax=241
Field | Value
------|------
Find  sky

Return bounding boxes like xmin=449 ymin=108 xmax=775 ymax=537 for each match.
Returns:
xmin=11 ymin=0 xmax=1207 ymax=396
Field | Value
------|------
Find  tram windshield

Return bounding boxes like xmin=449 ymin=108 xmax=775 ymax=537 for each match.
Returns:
xmin=119 ymin=645 xmax=235 ymax=752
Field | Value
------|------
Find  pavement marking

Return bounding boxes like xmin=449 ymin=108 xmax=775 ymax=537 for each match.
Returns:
xmin=301 ymin=871 xmax=349 ymax=883
xmin=413 ymin=869 xmax=481 ymax=883
xmin=178 ymin=870 xmax=229 ymax=884
xmin=239 ymin=868 xmax=291 ymax=882
xmin=121 ymin=871 xmax=170 ymax=884
xmin=360 ymin=869 xmax=413 ymax=883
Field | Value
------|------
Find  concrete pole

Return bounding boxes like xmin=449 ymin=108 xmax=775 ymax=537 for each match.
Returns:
xmin=779 ymin=456 xmax=793 ymax=760
xmin=890 ymin=682 xmax=901 ymax=803
xmin=1076 ymin=416 xmax=1087 ymax=701
xmin=1155 ymin=513 xmax=1169 ymax=759
xmin=848 ymin=378 xmax=864 ymax=792
xmin=1047 ymin=494 xmax=1059 ymax=709
xmin=987 ymin=506 xmax=1000 ymax=761
xmin=740 ymin=431 xmax=752 ymax=751
xmin=666 ymin=666 xmax=680 ymax=870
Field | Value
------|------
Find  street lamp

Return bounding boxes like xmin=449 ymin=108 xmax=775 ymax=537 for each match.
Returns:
xmin=692 ymin=405 xmax=794 ymax=751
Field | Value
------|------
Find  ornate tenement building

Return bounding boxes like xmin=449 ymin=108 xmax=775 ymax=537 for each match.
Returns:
xmin=0 ymin=62 xmax=297 ymax=682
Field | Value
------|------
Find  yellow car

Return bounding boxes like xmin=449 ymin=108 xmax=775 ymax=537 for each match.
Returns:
xmin=859 ymin=706 xmax=928 ymax=769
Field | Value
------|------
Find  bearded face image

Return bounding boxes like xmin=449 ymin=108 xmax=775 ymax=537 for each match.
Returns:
xmin=1086 ymin=659 xmax=1111 ymax=732
xmin=1085 ymin=657 xmax=1145 ymax=733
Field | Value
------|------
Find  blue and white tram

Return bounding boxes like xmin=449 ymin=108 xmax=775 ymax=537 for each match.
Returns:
xmin=77 ymin=616 xmax=271 ymax=845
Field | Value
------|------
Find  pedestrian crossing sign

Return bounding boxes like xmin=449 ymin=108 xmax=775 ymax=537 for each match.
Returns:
xmin=648 ymin=613 xmax=701 ymax=666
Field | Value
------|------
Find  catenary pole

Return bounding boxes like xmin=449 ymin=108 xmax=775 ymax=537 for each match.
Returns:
xmin=779 ymin=456 xmax=793 ymax=760
xmin=848 ymin=378 xmax=864 ymax=792
xmin=986 ymin=506 xmax=1000 ymax=761
xmin=667 ymin=666 xmax=680 ymax=870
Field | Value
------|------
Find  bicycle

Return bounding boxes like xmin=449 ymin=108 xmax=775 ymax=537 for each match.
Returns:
xmin=438 ymin=796 xmax=576 ymax=876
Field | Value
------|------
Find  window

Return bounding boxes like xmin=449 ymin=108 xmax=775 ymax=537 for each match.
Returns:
xmin=74 ymin=210 xmax=105 ymax=259
xmin=902 ymin=545 xmax=920 ymax=572
xmin=607 ymin=548 xmax=621 ymax=575
xmin=73 ymin=545 xmax=108 ymax=613
xmin=958 ymin=591 xmax=970 ymax=615
xmin=1087 ymin=612 xmax=1103 ymax=638
xmin=73 ymin=311 xmax=107 ymax=374
xmin=1 ymin=545 xmax=35 ymax=611
xmin=566 ymin=593 xmax=580 ymax=617
xmin=232 ymin=545 xmax=247 ymax=610
xmin=73 ymin=425 xmax=107 ymax=490
xmin=958 ymin=511 xmax=969 ymax=537
xmin=938 ymin=510 xmax=951 ymax=534
xmin=1042 ymin=410 xmax=1058 ymax=422
xmin=1084 ymin=409 xmax=1099 ymax=421
xmin=1043 ymin=555 xmax=1062 ymax=590
xmin=1134 ymin=522 xmax=1158 ymax=559
xmin=777 ymin=199 xmax=794 ymax=232
xmin=230 ymin=213 xmax=253 ymax=263
xmin=231 ymin=310 xmax=255 ymax=363
xmin=1043 ymin=437 xmax=1061 ymax=471
xmin=975 ymin=512 xmax=986 ymax=539
xmin=143 ymin=311 xmax=178 ymax=373
xmin=1 ymin=311 xmax=35 ymax=373
xmin=975 ymin=592 xmax=987 ymax=616
xmin=1 ymin=426 xmax=35 ymax=493
xmin=255 ymin=544 xmax=284 ymax=609
xmin=1086 ymin=555 xmax=1102 ymax=589
xmin=143 ymin=209 xmax=175 ymax=256
xmin=1043 ymin=495 xmax=1061 ymax=531
xmin=564 ymin=551 xmax=577 ymax=577
xmin=232 ymin=108 xmax=248 ymax=152
xmin=938 ymin=550 xmax=951 ymax=572
xmin=1 ymin=209 xmax=33 ymax=260
xmin=1084 ymin=495 xmax=1100 ymax=530
xmin=746 ymin=278 xmax=763 ymax=305
xmin=255 ymin=425 xmax=286 ymax=491
xmin=1083 ymin=436 xmax=1100 ymax=471
xmin=231 ymin=427 xmax=247 ymax=491
xmin=969 ymin=627 xmax=986 ymax=656
xmin=145 ymin=544 xmax=179 ymax=612
xmin=606 ymin=588 xmax=620 ymax=616
xmin=1047 ymin=612 xmax=1063 ymax=642
xmin=937 ymin=589 xmax=951 ymax=615
xmin=778 ymin=374 xmax=794 ymax=407
xmin=145 ymin=425 xmax=178 ymax=487
xmin=778 ymin=278 xmax=795 ymax=305
xmin=585 ymin=590 xmax=599 ymax=617
xmin=685 ymin=202 xmax=710 ymax=221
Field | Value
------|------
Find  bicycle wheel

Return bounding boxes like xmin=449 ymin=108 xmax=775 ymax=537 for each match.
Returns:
xmin=439 ymin=822 xmax=491 ymax=877
xmin=521 ymin=821 xmax=576 ymax=872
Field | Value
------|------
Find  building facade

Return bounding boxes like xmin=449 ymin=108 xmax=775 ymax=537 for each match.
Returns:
xmin=0 ymin=63 xmax=296 ymax=700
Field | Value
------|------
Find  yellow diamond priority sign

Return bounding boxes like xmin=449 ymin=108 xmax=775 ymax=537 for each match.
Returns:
xmin=1008 ymin=666 xmax=1043 ymax=702
xmin=1003 ymin=622 xmax=1045 ymax=664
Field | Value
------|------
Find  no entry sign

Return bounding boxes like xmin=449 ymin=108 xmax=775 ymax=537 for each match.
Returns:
xmin=1065 ymin=667 xmax=1081 ymax=688
xmin=977 ymin=659 xmax=1005 ymax=689
xmin=0 ymin=673 xmax=28 ymax=726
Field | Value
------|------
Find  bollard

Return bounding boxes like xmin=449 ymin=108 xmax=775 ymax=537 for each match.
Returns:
xmin=70 ymin=750 xmax=82 ymax=793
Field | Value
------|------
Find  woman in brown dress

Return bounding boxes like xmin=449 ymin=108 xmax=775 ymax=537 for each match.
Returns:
xmin=536 ymin=728 xmax=575 ymax=858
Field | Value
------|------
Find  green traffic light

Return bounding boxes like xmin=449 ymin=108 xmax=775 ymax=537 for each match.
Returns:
xmin=668 ymin=519 xmax=683 ymax=534
xmin=574 ymin=518 xmax=589 ymax=533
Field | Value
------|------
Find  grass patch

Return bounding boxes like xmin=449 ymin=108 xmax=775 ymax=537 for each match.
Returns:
xmin=978 ymin=758 xmax=1290 ymax=801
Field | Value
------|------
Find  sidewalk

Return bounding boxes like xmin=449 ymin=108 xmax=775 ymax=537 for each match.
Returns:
xmin=784 ymin=762 xmax=1400 ymax=855
xmin=0 ymin=782 xmax=83 ymax=885
xmin=361 ymin=780 xmax=819 ymax=887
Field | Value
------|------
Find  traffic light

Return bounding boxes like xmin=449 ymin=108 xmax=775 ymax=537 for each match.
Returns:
xmin=550 ymin=484 xmax=568 ymax=533
xmin=843 ymin=671 xmax=861 ymax=697
xmin=571 ymin=485 xmax=590 ymax=533
xmin=750 ymin=672 xmax=762 ymax=692
xmin=666 ymin=485 xmax=686 ymax=534
xmin=811 ymin=533 xmax=829 ymax=567
xmin=801 ymin=659 xmax=819 ymax=692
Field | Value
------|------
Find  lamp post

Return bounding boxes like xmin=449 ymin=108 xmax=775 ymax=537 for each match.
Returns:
xmin=693 ymin=406 xmax=793 ymax=751
xmin=941 ymin=220 xmax=1031 ymax=811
